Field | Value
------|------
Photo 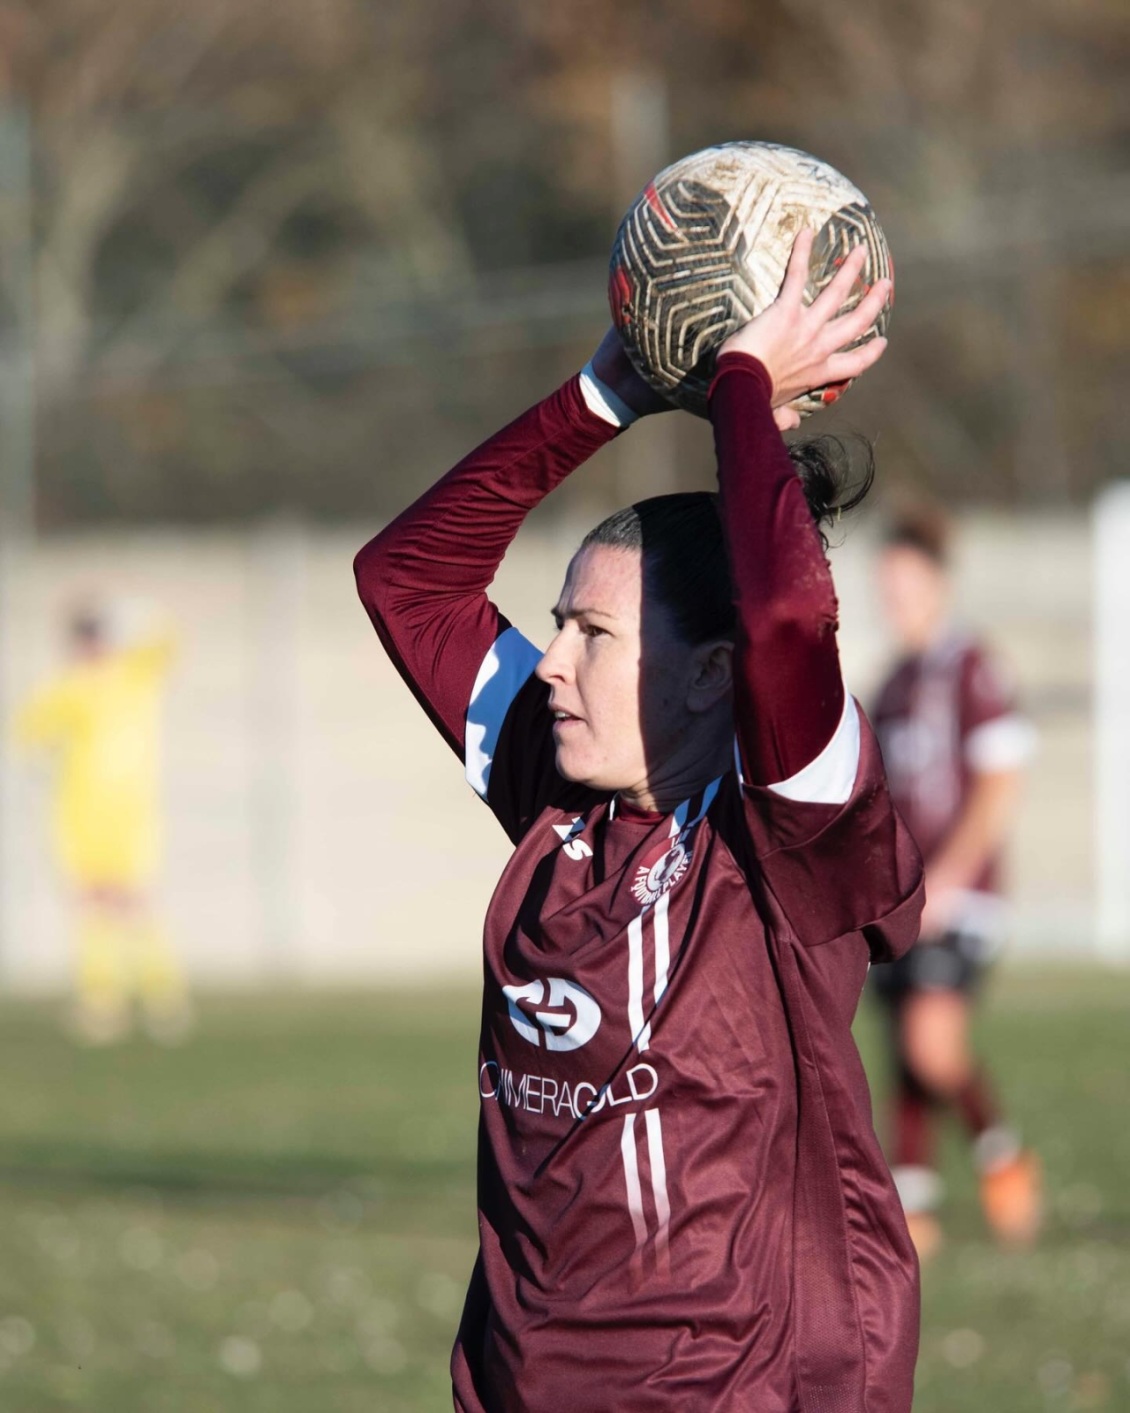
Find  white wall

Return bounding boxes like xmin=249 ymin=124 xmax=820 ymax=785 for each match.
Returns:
xmin=0 ymin=511 xmax=1096 ymax=990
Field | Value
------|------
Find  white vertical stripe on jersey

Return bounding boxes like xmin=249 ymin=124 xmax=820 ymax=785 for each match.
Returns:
xmin=628 ymin=780 xmax=722 ymax=1052
xmin=644 ymin=1108 xmax=672 ymax=1273
xmin=627 ymin=913 xmax=648 ymax=1051
xmin=619 ymin=1114 xmax=649 ymax=1254
xmin=652 ymin=892 xmax=671 ymax=1010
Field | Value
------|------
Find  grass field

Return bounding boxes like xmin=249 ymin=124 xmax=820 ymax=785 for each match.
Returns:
xmin=0 ymin=970 xmax=1127 ymax=1412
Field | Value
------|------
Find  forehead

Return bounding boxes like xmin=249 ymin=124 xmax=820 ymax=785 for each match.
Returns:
xmin=558 ymin=544 xmax=642 ymax=617
xmin=880 ymin=544 xmax=944 ymax=579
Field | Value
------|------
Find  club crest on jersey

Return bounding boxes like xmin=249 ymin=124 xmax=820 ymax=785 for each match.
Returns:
xmin=632 ymin=835 xmax=691 ymax=907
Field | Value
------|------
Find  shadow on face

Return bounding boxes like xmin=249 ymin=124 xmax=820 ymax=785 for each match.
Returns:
xmin=536 ymin=539 xmax=734 ymax=808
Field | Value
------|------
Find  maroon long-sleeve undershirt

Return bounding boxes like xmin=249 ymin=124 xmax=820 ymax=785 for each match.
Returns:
xmin=354 ymin=376 xmax=618 ymax=755
xmin=709 ymin=351 xmax=845 ymax=782
xmin=355 ymin=356 xmax=844 ymax=788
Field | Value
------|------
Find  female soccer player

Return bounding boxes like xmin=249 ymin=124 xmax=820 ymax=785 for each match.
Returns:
xmin=356 ymin=235 xmax=923 ymax=1413
xmin=15 ymin=601 xmax=192 ymax=1044
xmin=871 ymin=506 xmax=1040 ymax=1259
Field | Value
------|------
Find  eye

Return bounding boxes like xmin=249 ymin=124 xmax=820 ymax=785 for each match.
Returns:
xmin=581 ymin=622 xmax=607 ymax=638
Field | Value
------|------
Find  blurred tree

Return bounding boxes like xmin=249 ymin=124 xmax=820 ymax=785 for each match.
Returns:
xmin=0 ymin=0 xmax=1124 ymax=522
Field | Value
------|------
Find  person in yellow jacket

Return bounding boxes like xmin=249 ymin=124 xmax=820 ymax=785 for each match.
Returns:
xmin=15 ymin=600 xmax=192 ymax=1044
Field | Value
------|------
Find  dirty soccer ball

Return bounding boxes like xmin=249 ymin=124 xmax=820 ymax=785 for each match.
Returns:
xmin=609 ymin=141 xmax=893 ymax=418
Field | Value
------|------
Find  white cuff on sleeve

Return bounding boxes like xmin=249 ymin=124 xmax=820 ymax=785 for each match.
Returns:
xmin=579 ymin=361 xmax=640 ymax=429
xmin=766 ymin=693 xmax=861 ymax=806
xmin=964 ymin=714 xmax=1036 ymax=772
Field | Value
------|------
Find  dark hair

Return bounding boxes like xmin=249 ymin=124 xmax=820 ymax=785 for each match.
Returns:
xmin=883 ymin=499 xmax=951 ymax=567
xmin=69 ymin=606 xmax=104 ymax=646
xmin=579 ymin=435 xmax=874 ymax=645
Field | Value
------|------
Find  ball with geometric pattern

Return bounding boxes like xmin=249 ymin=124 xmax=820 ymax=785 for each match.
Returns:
xmin=609 ymin=141 xmax=893 ymax=418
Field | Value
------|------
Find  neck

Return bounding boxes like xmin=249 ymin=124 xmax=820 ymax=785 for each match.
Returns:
xmin=617 ymin=729 xmax=733 ymax=815
xmin=904 ymin=614 xmax=952 ymax=655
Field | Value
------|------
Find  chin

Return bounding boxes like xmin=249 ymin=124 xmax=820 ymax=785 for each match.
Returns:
xmin=553 ymin=746 xmax=588 ymax=784
xmin=554 ymin=746 xmax=607 ymax=790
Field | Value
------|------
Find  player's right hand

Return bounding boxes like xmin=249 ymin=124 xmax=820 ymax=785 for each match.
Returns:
xmin=590 ymin=326 xmax=677 ymax=418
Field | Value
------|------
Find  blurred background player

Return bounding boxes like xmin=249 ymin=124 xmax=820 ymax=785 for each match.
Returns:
xmin=14 ymin=599 xmax=192 ymax=1045
xmin=870 ymin=503 xmax=1040 ymax=1259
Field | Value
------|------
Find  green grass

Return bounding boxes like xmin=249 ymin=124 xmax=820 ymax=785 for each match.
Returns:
xmin=0 ymin=971 xmax=1126 ymax=1410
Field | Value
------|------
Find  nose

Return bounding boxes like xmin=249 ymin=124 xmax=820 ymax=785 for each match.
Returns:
xmin=535 ymin=628 xmax=573 ymax=686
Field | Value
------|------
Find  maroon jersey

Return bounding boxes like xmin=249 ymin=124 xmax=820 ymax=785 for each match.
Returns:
xmin=872 ymin=634 xmax=1033 ymax=896
xmin=356 ymin=358 xmax=924 ymax=1412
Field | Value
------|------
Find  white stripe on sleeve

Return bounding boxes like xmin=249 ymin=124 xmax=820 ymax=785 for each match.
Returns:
xmin=579 ymin=361 xmax=640 ymax=428
xmin=766 ymin=692 xmax=861 ymax=805
xmin=464 ymin=627 xmax=543 ymax=799
xmin=964 ymin=713 xmax=1037 ymax=772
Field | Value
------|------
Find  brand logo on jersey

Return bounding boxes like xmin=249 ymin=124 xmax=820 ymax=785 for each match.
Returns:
xmin=553 ymin=816 xmax=593 ymax=861
xmin=479 ymin=1057 xmax=658 ymax=1120
xmin=502 ymin=977 xmax=601 ymax=1051
xmin=631 ymin=835 xmax=691 ymax=907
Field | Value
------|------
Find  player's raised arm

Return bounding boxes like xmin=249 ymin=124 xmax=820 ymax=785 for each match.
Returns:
xmin=709 ymin=234 xmax=891 ymax=799
xmin=353 ymin=339 xmax=668 ymax=762
xmin=13 ymin=677 xmax=79 ymax=752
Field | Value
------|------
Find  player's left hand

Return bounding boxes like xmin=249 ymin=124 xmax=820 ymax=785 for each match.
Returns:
xmin=590 ymin=327 xmax=677 ymax=418
xmin=718 ymin=229 xmax=892 ymax=430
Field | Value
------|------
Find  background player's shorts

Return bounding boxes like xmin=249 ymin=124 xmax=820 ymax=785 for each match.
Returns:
xmin=871 ymin=925 xmax=998 ymax=1001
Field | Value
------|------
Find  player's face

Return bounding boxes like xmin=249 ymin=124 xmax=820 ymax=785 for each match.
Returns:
xmin=877 ymin=546 xmax=950 ymax=651
xmin=535 ymin=546 xmax=701 ymax=797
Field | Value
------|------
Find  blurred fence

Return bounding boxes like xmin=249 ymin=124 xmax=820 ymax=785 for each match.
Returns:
xmin=0 ymin=505 xmax=1097 ymax=991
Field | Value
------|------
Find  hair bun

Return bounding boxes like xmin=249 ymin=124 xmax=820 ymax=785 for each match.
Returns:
xmin=787 ymin=435 xmax=875 ymax=548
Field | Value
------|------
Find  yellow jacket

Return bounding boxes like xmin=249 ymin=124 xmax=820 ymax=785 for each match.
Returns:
xmin=15 ymin=637 xmax=174 ymax=887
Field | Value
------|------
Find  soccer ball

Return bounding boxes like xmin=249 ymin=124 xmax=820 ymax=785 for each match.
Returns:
xmin=608 ymin=141 xmax=893 ymax=418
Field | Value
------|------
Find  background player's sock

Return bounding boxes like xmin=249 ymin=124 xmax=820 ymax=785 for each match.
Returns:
xmin=891 ymin=1073 xmax=944 ymax=1260
xmin=72 ymin=907 xmax=132 ymax=1044
xmin=891 ymin=1164 xmax=943 ymax=1216
xmin=972 ymin=1123 xmax=1021 ymax=1173
xmin=891 ymin=1165 xmax=944 ymax=1262
xmin=134 ymin=918 xmax=195 ymax=1045
xmin=893 ymin=1070 xmax=934 ymax=1170
xmin=955 ymin=1067 xmax=1002 ymax=1142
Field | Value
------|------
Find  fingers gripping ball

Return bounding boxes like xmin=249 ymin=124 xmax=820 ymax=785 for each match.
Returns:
xmin=609 ymin=142 xmax=893 ymax=418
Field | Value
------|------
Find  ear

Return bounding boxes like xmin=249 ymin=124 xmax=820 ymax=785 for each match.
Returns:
xmin=687 ymin=640 xmax=734 ymax=714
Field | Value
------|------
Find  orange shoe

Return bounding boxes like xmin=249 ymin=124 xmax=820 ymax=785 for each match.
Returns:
xmin=980 ymin=1150 xmax=1042 ymax=1247
xmin=905 ymin=1211 xmax=944 ymax=1263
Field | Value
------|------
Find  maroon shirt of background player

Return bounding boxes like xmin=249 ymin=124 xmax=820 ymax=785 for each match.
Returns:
xmin=872 ymin=634 xmax=1030 ymax=899
xmin=356 ymin=355 xmax=925 ymax=1412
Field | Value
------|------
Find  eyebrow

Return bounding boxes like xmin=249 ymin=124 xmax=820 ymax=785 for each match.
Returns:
xmin=550 ymin=605 xmax=617 ymax=622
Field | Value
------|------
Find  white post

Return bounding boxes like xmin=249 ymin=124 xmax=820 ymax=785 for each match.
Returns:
xmin=1094 ymin=481 xmax=1130 ymax=961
